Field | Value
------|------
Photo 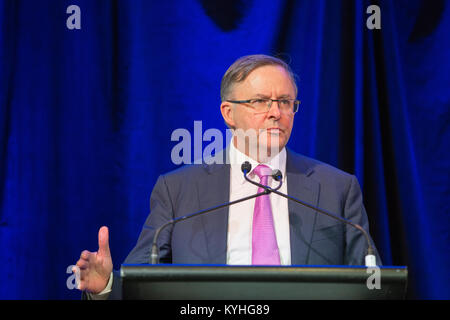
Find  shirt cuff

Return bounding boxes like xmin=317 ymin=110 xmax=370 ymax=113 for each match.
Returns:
xmin=88 ymin=272 xmax=113 ymax=300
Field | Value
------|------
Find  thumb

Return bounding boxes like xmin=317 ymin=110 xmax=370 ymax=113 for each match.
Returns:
xmin=98 ymin=226 xmax=111 ymax=257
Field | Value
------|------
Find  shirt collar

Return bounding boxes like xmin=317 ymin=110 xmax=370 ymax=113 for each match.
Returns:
xmin=229 ymin=141 xmax=287 ymax=185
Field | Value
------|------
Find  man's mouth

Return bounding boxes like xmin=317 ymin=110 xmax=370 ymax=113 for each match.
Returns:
xmin=265 ymin=127 xmax=283 ymax=134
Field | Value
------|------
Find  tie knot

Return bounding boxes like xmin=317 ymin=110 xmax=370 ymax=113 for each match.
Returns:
xmin=253 ymin=164 xmax=272 ymax=181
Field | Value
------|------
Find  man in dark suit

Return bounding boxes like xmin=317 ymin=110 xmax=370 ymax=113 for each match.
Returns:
xmin=74 ymin=54 xmax=380 ymax=299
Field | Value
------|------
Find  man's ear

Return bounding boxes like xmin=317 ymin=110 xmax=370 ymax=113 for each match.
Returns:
xmin=220 ymin=101 xmax=235 ymax=129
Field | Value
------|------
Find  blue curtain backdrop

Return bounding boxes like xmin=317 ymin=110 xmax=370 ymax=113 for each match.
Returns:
xmin=0 ymin=0 xmax=449 ymax=299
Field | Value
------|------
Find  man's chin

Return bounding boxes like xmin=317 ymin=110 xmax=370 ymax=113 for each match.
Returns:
xmin=258 ymin=135 xmax=285 ymax=151
xmin=257 ymin=141 xmax=285 ymax=160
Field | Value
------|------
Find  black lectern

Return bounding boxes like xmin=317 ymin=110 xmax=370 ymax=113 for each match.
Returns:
xmin=120 ymin=264 xmax=407 ymax=300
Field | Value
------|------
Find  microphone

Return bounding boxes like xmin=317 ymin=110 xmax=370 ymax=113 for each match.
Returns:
xmin=150 ymin=170 xmax=283 ymax=264
xmin=241 ymin=161 xmax=377 ymax=267
xmin=271 ymin=169 xmax=283 ymax=182
xmin=241 ymin=162 xmax=283 ymax=184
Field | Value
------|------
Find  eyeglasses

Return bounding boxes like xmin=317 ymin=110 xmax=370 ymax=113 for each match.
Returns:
xmin=226 ymin=98 xmax=300 ymax=114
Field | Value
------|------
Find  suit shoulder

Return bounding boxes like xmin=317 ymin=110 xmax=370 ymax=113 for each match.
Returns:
xmin=150 ymin=165 xmax=206 ymax=205
xmin=160 ymin=149 xmax=228 ymax=182
xmin=160 ymin=164 xmax=206 ymax=182
xmin=287 ymin=149 xmax=354 ymax=181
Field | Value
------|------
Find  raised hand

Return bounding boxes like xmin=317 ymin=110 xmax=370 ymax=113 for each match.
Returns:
xmin=73 ymin=226 xmax=113 ymax=294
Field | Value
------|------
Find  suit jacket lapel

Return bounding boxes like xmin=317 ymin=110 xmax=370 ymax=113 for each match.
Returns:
xmin=194 ymin=148 xmax=320 ymax=265
xmin=196 ymin=152 xmax=230 ymax=264
xmin=286 ymin=150 xmax=320 ymax=265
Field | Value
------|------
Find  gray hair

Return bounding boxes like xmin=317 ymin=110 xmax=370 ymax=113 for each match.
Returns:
xmin=220 ymin=54 xmax=298 ymax=101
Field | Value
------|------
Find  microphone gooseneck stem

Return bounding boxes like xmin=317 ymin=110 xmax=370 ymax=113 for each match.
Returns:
xmin=243 ymin=170 xmax=376 ymax=267
xmin=150 ymin=182 xmax=283 ymax=264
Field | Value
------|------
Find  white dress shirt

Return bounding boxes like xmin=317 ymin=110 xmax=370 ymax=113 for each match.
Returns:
xmin=226 ymin=142 xmax=291 ymax=265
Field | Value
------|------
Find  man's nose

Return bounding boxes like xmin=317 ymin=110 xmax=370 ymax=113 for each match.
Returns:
xmin=267 ymin=100 xmax=281 ymax=119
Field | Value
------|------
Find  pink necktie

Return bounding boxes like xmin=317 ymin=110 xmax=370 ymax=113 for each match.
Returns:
xmin=252 ymin=164 xmax=281 ymax=265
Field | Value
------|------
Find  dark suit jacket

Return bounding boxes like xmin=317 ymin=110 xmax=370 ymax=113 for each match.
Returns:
xmin=103 ymin=148 xmax=381 ymax=299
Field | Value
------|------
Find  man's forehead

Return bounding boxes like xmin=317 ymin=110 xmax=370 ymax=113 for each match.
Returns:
xmin=233 ymin=66 xmax=296 ymax=94
xmin=253 ymin=93 xmax=294 ymax=98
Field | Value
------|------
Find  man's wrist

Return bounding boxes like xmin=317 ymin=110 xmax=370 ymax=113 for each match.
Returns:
xmin=88 ymin=272 xmax=113 ymax=300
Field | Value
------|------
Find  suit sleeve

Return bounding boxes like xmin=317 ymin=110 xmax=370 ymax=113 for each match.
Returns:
xmin=124 ymin=174 xmax=175 ymax=264
xmin=83 ymin=175 xmax=176 ymax=300
xmin=343 ymin=175 xmax=382 ymax=265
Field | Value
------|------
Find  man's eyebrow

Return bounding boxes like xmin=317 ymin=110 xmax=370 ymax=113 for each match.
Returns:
xmin=253 ymin=93 xmax=271 ymax=98
xmin=252 ymin=93 xmax=293 ymax=99
xmin=277 ymin=94 xmax=293 ymax=99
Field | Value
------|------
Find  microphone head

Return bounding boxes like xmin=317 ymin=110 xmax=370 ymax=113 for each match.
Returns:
xmin=272 ymin=169 xmax=283 ymax=181
xmin=241 ymin=161 xmax=252 ymax=174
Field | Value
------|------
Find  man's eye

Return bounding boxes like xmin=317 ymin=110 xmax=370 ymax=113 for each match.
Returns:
xmin=252 ymin=99 xmax=266 ymax=104
xmin=280 ymin=99 xmax=290 ymax=105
